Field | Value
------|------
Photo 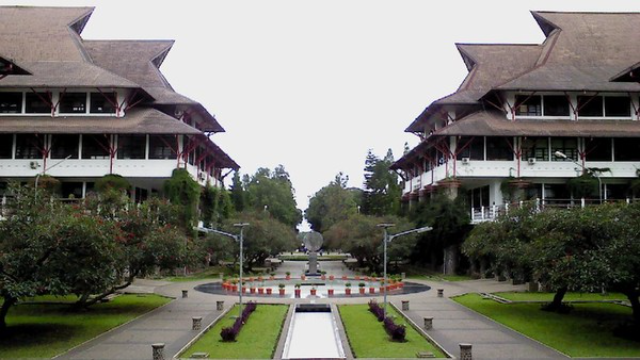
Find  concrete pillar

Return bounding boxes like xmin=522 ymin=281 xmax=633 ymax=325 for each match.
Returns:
xmin=219 ymin=273 xmax=224 ymax=280
xmin=152 ymin=343 xmax=165 ymax=360
xmin=192 ymin=316 xmax=202 ymax=330
xmin=437 ymin=289 xmax=444 ymax=298
xmin=459 ymin=343 xmax=472 ymax=360
xmin=401 ymin=272 xmax=406 ymax=280
xmin=401 ymin=300 xmax=410 ymax=311
xmin=216 ymin=300 xmax=224 ymax=311
xmin=181 ymin=290 xmax=188 ymax=298
xmin=423 ymin=317 xmax=433 ymax=330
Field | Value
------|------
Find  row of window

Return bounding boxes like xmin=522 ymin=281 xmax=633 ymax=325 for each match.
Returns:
xmin=0 ymin=92 xmax=117 ymax=115
xmin=0 ymin=134 xmax=206 ymax=162
xmin=405 ymin=137 xmax=640 ymax=170
xmin=514 ymin=95 xmax=633 ymax=118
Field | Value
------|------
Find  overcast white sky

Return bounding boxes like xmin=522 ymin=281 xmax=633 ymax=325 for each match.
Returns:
xmin=3 ymin=0 xmax=639 ymax=229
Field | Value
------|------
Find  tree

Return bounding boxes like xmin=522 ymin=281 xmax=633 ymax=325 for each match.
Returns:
xmin=243 ymin=166 xmax=302 ymax=228
xmin=410 ymin=193 xmax=470 ymax=274
xmin=164 ymin=168 xmax=201 ymax=230
xmin=201 ymin=184 xmax=233 ymax=228
xmin=0 ymin=183 xmax=68 ymax=330
xmin=361 ymin=149 xmax=402 ymax=217
xmin=324 ymin=214 xmax=415 ymax=273
xmin=208 ymin=210 xmax=297 ymax=271
xmin=305 ymin=173 xmax=359 ymax=233
xmin=229 ymin=171 xmax=245 ymax=212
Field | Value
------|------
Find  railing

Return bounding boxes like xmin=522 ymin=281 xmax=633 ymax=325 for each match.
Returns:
xmin=471 ymin=197 xmax=635 ymax=224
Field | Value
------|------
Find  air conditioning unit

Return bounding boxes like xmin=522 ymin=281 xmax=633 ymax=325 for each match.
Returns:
xmin=29 ymin=161 xmax=40 ymax=170
xmin=461 ymin=157 xmax=470 ymax=165
xmin=527 ymin=158 xmax=537 ymax=165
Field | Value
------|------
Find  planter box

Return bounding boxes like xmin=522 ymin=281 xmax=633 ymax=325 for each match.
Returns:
xmin=266 ymin=288 xmax=272 ymax=295
xmin=286 ymin=275 xmax=291 ymax=280
xmin=231 ymin=285 xmax=238 ymax=292
xmin=250 ymin=287 xmax=256 ymax=294
xmin=345 ymin=288 xmax=352 ymax=295
xmin=242 ymin=287 xmax=247 ymax=293
xmin=310 ymin=289 xmax=317 ymax=296
xmin=257 ymin=288 xmax=264 ymax=294
xmin=328 ymin=289 xmax=334 ymax=296
xmin=379 ymin=287 xmax=385 ymax=293
xmin=329 ymin=275 xmax=335 ymax=280
xmin=294 ymin=289 xmax=301 ymax=297
xmin=342 ymin=276 xmax=348 ymax=280
xmin=370 ymin=287 xmax=376 ymax=294
xmin=321 ymin=275 xmax=326 ymax=280
xmin=279 ymin=289 xmax=285 ymax=296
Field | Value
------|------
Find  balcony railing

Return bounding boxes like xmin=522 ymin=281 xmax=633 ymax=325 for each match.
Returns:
xmin=471 ymin=197 xmax=634 ymax=224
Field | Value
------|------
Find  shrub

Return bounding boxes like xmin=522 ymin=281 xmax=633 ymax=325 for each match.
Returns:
xmin=368 ymin=300 xmax=385 ymax=321
xmin=220 ymin=301 xmax=257 ymax=341
xmin=383 ymin=317 xmax=406 ymax=342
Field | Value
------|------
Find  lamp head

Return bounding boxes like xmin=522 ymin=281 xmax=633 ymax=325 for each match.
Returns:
xmin=554 ymin=151 xmax=567 ymax=159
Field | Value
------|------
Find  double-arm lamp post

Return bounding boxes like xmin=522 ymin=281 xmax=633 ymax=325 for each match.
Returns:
xmin=377 ymin=224 xmax=432 ymax=319
xmin=195 ymin=222 xmax=249 ymax=318
xmin=554 ymin=150 xmax=602 ymax=204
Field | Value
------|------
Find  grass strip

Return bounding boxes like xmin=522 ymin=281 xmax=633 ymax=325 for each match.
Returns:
xmin=0 ymin=294 xmax=171 ymax=359
xmin=494 ymin=291 xmax=627 ymax=302
xmin=339 ymin=304 xmax=445 ymax=358
xmin=454 ymin=293 xmax=640 ymax=358
xmin=181 ymin=304 xmax=288 ymax=359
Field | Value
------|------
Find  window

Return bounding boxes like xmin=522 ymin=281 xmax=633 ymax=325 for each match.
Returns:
xmin=90 ymin=92 xmax=116 ymax=114
xmin=544 ymin=184 xmax=571 ymax=201
xmin=584 ymin=138 xmax=612 ymax=162
xmin=0 ymin=134 xmax=12 ymax=159
xmin=486 ymin=137 xmax=513 ymax=161
xmin=522 ymin=137 xmax=549 ymax=161
xmin=543 ymin=95 xmax=570 ymax=116
xmin=0 ymin=92 xmax=22 ymax=113
xmin=515 ymin=95 xmax=541 ymax=116
xmin=81 ymin=134 xmax=111 ymax=159
xmin=456 ymin=137 xmax=484 ymax=160
xmin=148 ymin=135 xmax=177 ymax=160
xmin=59 ymin=93 xmax=87 ymax=114
xmin=50 ymin=134 xmax=79 ymax=159
xmin=577 ymin=96 xmax=603 ymax=117
xmin=117 ymin=134 xmax=146 ymax=159
xmin=614 ymin=138 xmax=640 ymax=161
xmin=604 ymin=97 xmax=631 ymax=117
xmin=15 ymin=134 xmax=43 ymax=159
xmin=551 ymin=137 xmax=578 ymax=161
xmin=61 ymin=182 xmax=83 ymax=199
xmin=25 ymin=92 xmax=51 ymax=114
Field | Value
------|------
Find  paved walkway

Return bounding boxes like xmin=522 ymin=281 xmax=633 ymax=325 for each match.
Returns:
xmin=57 ymin=261 xmax=574 ymax=360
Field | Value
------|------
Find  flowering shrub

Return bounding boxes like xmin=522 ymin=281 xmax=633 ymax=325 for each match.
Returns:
xmin=368 ymin=300 xmax=406 ymax=341
xmin=220 ymin=301 xmax=257 ymax=341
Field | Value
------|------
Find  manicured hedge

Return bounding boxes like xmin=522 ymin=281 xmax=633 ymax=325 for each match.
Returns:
xmin=368 ymin=300 xmax=406 ymax=341
xmin=220 ymin=301 xmax=257 ymax=341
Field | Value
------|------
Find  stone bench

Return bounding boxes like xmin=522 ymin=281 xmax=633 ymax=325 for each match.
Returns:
xmin=191 ymin=352 xmax=209 ymax=358
xmin=416 ymin=351 xmax=436 ymax=358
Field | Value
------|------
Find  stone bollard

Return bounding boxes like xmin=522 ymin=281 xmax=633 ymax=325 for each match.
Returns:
xmin=401 ymin=300 xmax=410 ymax=311
xmin=401 ymin=272 xmax=406 ymax=280
xmin=216 ymin=300 xmax=224 ymax=311
xmin=423 ymin=316 xmax=433 ymax=330
xmin=459 ymin=343 xmax=472 ymax=360
xmin=192 ymin=316 xmax=202 ymax=330
xmin=437 ymin=289 xmax=444 ymax=298
xmin=182 ymin=290 xmax=188 ymax=298
xmin=219 ymin=273 xmax=224 ymax=280
xmin=152 ymin=343 xmax=165 ymax=360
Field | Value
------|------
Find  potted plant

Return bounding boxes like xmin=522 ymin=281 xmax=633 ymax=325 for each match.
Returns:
xmin=257 ymin=276 xmax=264 ymax=282
xmin=231 ymin=279 xmax=238 ymax=292
xmin=359 ymin=282 xmax=366 ymax=294
xmin=345 ymin=282 xmax=352 ymax=295
xmin=278 ymin=283 xmax=285 ymax=296
xmin=355 ymin=275 xmax=361 ymax=280
xmin=250 ymin=286 xmax=256 ymax=294
xmin=397 ymin=278 xmax=404 ymax=289
xmin=257 ymin=287 xmax=264 ymax=295
xmin=242 ymin=285 xmax=247 ymax=293
xmin=269 ymin=272 xmax=276 ymax=280
xmin=310 ymin=286 xmax=317 ymax=296
xmin=294 ymin=283 xmax=302 ymax=298
xmin=320 ymin=271 xmax=326 ymax=280
xmin=266 ymin=287 xmax=272 ymax=295
xmin=328 ymin=288 xmax=334 ymax=296
xmin=286 ymin=271 xmax=291 ymax=280
xmin=329 ymin=274 xmax=335 ymax=280
xmin=301 ymin=274 xmax=306 ymax=280
xmin=342 ymin=275 xmax=348 ymax=280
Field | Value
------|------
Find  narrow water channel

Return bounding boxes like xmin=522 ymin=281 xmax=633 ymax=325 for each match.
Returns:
xmin=282 ymin=304 xmax=345 ymax=359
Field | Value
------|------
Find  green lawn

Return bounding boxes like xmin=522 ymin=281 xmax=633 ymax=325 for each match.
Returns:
xmin=0 ymin=294 xmax=171 ymax=359
xmin=494 ymin=291 xmax=627 ymax=302
xmin=339 ymin=304 xmax=446 ymax=358
xmin=454 ymin=293 xmax=640 ymax=358
xmin=181 ymin=304 xmax=288 ymax=359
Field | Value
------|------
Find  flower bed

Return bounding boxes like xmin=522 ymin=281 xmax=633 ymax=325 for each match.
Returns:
xmin=368 ymin=300 xmax=406 ymax=341
xmin=220 ymin=301 xmax=257 ymax=341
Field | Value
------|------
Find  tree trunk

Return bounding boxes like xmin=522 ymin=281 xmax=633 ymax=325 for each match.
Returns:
xmin=625 ymin=290 xmax=640 ymax=325
xmin=443 ymin=245 xmax=458 ymax=275
xmin=542 ymin=287 xmax=567 ymax=312
xmin=0 ymin=296 xmax=17 ymax=332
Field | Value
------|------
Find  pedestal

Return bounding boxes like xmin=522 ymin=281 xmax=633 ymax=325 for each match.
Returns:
xmin=216 ymin=300 xmax=224 ymax=311
xmin=152 ymin=343 xmax=165 ymax=360
xmin=307 ymin=251 xmax=319 ymax=275
xmin=423 ymin=317 xmax=433 ymax=330
xmin=459 ymin=343 xmax=472 ymax=360
xmin=402 ymin=300 xmax=409 ymax=311
xmin=192 ymin=316 xmax=202 ymax=330
xmin=182 ymin=290 xmax=188 ymax=298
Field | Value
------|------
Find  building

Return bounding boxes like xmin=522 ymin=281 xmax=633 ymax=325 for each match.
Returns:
xmin=0 ymin=6 xmax=238 ymax=203
xmin=391 ymin=11 xmax=640 ymax=222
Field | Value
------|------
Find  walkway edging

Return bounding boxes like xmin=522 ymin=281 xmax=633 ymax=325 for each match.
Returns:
xmin=390 ymin=301 xmax=453 ymax=359
xmin=173 ymin=303 xmax=233 ymax=359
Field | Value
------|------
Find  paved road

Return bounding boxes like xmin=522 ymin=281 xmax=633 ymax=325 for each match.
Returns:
xmin=57 ymin=261 xmax=572 ymax=360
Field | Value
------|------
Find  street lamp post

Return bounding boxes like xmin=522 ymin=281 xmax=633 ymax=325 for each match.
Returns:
xmin=377 ymin=224 xmax=432 ymax=319
xmin=195 ymin=222 xmax=249 ymax=318
xmin=554 ymin=150 xmax=602 ymax=204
